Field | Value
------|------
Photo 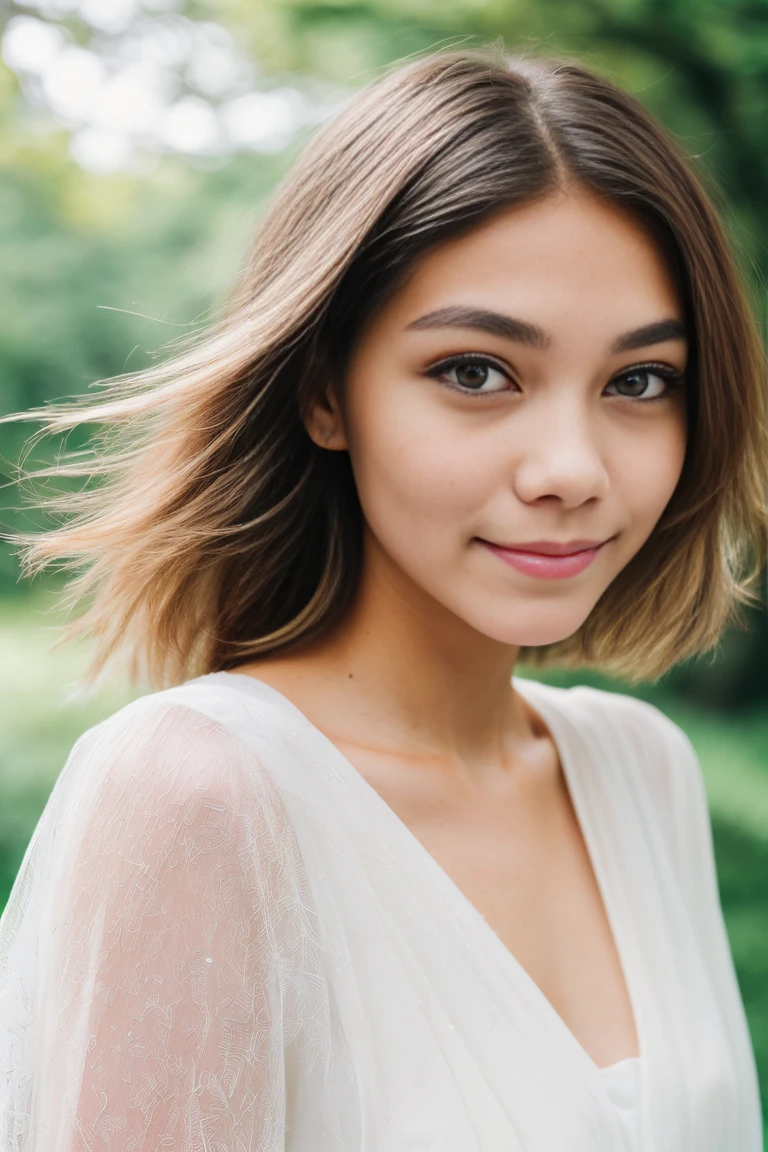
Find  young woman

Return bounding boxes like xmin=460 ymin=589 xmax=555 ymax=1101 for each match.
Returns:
xmin=0 ymin=47 xmax=765 ymax=1152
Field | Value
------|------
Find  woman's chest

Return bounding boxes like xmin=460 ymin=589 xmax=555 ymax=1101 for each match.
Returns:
xmin=303 ymin=747 xmax=736 ymax=1152
xmin=341 ymin=747 xmax=640 ymax=1069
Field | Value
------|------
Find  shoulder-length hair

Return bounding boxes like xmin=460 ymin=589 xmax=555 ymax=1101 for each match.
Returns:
xmin=3 ymin=46 xmax=767 ymax=692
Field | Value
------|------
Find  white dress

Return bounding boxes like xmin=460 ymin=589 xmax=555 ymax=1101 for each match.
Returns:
xmin=600 ymin=1056 xmax=644 ymax=1151
xmin=0 ymin=671 xmax=761 ymax=1151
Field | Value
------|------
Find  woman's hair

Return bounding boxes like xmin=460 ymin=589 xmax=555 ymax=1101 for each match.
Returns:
xmin=3 ymin=45 xmax=767 ymax=691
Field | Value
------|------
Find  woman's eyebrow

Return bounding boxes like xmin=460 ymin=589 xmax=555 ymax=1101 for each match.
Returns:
xmin=405 ymin=306 xmax=687 ymax=354
xmin=611 ymin=319 xmax=687 ymax=353
xmin=406 ymin=306 xmax=549 ymax=348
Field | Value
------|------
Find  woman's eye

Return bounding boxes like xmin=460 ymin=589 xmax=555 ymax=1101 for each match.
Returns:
xmin=605 ymin=367 xmax=680 ymax=401
xmin=433 ymin=357 xmax=511 ymax=394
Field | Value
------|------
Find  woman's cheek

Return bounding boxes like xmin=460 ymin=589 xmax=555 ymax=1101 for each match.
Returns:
xmin=621 ymin=423 xmax=686 ymax=530
xmin=384 ymin=429 xmax=486 ymax=519
xmin=350 ymin=424 xmax=487 ymax=567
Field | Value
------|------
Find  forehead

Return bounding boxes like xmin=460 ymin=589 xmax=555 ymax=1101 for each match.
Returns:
xmin=386 ymin=187 xmax=683 ymax=335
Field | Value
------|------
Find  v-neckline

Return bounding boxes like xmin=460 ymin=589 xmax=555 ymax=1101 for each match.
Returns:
xmin=205 ymin=669 xmax=643 ymax=1080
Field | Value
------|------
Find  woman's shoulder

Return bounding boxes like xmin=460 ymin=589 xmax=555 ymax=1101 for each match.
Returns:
xmin=79 ymin=672 xmax=283 ymax=748
xmin=516 ymin=676 xmax=706 ymax=842
xmin=516 ymin=674 xmax=696 ymax=764
xmin=61 ymin=673 xmax=295 ymax=814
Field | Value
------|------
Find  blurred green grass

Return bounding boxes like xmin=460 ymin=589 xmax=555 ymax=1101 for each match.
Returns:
xmin=0 ymin=591 xmax=766 ymax=1132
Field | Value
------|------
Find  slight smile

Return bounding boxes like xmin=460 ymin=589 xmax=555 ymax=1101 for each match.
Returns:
xmin=476 ymin=537 xmax=611 ymax=580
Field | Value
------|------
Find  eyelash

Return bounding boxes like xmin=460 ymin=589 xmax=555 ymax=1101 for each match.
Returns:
xmin=425 ymin=353 xmax=686 ymax=403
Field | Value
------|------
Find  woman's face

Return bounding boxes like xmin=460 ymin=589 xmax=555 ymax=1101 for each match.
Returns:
xmin=308 ymin=186 xmax=688 ymax=648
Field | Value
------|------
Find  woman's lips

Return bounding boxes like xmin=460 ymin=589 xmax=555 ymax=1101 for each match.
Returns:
xmin=477 ymin=538 xmax=607 ymax=580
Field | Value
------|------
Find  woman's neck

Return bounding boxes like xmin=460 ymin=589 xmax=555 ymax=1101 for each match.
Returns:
xmin=237 ymin=536 xmax=540 ymax=781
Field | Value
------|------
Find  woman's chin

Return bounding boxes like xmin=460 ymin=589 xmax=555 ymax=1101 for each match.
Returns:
xmin=469 ymin=608 xmax=587 ymax=649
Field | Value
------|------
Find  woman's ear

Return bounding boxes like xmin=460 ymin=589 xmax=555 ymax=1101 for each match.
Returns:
xmin=303 ymin=384 xmax=348 ymax=451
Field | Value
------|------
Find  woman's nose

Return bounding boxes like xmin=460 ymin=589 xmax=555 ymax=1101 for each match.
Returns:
xmin=511 ymin=404 xmax=610 ymax=508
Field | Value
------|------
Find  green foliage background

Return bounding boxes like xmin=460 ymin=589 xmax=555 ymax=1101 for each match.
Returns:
xmin=0 ymin=0 xmax=766 ymax=1136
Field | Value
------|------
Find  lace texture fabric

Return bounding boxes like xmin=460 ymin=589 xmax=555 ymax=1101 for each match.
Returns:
xmin=0 ymin=701 xmax=358 ymax=1151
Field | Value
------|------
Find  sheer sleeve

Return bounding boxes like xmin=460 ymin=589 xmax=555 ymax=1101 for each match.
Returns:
xmin=0 ymin=699 xmax=349 ymax=1152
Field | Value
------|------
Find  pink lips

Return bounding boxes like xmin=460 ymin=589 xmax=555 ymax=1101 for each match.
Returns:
xmin=478 ymin=538 xmax=608 ymax=580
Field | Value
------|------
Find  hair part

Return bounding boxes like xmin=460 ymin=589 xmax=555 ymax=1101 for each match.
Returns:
xmin=3 ymin=45 xmax=767 ymax=693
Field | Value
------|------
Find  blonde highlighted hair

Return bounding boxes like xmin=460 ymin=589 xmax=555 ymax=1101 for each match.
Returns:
xmin=3 ymin=46 xmax=767 ymax=691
